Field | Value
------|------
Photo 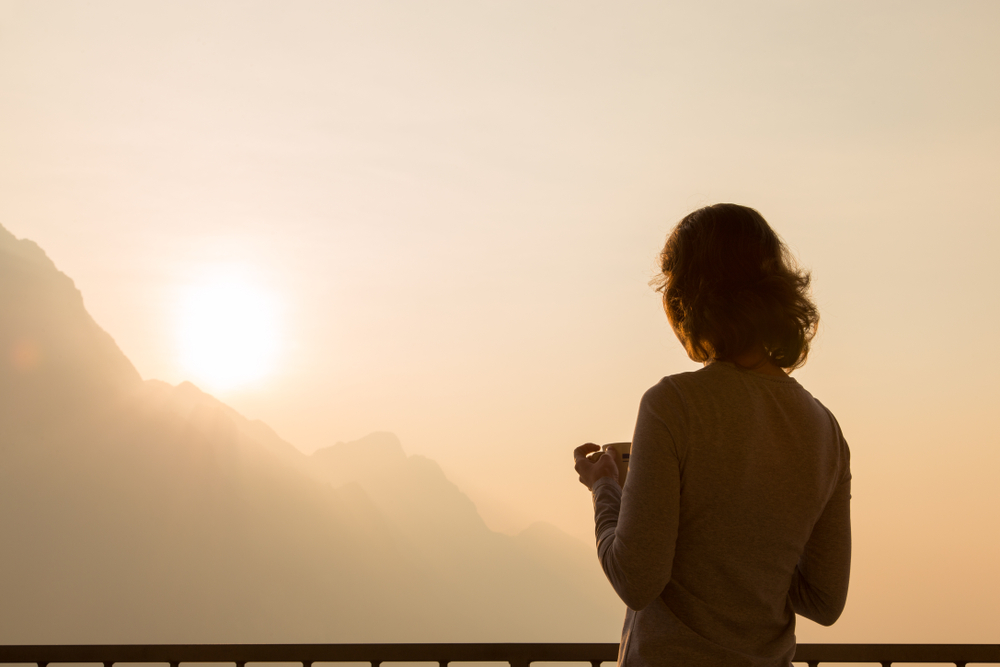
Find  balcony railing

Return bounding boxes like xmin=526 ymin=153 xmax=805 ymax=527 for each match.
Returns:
xmin=2 ymin=644 xmax=1000 ymax=667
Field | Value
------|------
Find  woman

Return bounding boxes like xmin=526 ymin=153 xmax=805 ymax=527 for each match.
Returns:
xmin=574 ymin=204 xmax=851 ymax=667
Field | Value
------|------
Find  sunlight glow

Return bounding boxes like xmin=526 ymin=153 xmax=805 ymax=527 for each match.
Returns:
xmin=177 ymin=272 xmax=280 ymax=392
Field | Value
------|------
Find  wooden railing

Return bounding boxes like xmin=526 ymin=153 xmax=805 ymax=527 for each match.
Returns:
xmin=2 ymin=643 xmax=1000 ymax=667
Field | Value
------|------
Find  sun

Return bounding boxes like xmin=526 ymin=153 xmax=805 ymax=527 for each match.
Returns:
xmin=176 ymin=272 xmax=280 ymax=392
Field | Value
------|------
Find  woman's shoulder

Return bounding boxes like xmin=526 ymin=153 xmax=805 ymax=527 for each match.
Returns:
xmin=644 ymin=362 xmax=750 ymax=398
xmin=642 ymin=361 xmax=808 ymax=421
xmin=638 ymin=366 xmax=747 ymax=452
xmin=642 ymin=370 xmax=694 ymax=403
xmin=638 ymin=370 xmax=704 ymax=422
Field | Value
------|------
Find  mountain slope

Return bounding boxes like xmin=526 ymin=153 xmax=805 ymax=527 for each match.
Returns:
xmin=0 ymin=223 xmax=623 ymax=643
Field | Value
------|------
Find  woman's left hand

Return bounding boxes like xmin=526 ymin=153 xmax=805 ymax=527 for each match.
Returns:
xmin=574 ymin=443 xmax=620 ymax=490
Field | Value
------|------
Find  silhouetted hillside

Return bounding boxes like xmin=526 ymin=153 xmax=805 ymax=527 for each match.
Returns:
xmin=0 ymin=224 xmax=622 ymax=643
xmin=0 ymin=227 xmax=140 ymax=424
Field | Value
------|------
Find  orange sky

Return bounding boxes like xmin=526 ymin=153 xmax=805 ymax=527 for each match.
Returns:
xmin=1 ymin=0 xmax=999 ymax=642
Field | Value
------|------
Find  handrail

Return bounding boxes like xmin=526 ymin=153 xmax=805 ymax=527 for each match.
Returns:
xmin=0 ymin=645 xmax=614 ymax=667
xmin=795 ymin=644 xmax=1000 ymax=665
xmin=2 ymin=643 xmax=1000 ymax=666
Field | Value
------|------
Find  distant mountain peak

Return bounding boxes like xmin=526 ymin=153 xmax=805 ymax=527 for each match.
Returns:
xmin=318 ymin=431 xmax=406 ymax=462
xmin=0 ymin=224 xmax=58 ymax=272
xmin=0 ymin=224 xmax=141 ymax=422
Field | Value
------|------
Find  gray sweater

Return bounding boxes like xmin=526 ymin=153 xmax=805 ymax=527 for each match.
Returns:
xmin=591 ymin=361 xmax=851 ymax=667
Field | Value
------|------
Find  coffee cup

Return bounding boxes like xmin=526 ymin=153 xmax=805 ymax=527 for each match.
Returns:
xmin=587 ymin=442 xmax=631 ymax=486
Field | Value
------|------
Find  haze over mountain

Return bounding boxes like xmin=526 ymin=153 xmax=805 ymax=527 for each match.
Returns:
xmin=0 ymin=224 xmax=623 ymax=643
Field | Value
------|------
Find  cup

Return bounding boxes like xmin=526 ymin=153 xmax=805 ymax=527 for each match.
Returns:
xmin=587 ymin=441 xmax=631 ymax=486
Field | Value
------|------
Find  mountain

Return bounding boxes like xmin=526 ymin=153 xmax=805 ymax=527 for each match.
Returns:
xmin=0 ymin=224 xmax=623 ymax=643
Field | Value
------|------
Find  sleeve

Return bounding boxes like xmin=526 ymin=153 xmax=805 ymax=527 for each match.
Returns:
xmin=591 ymin=385 xmax=681 ymax=611
xmin=788 ymin=454 xmax=852 ymax=626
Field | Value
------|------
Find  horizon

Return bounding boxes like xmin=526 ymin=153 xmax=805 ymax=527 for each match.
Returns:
xmin=2 ymin=0 xmax=999 ymax=645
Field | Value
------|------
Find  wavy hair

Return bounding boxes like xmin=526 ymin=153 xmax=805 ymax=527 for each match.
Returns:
xmin=652 ymin=204 xmax=818 ymax=370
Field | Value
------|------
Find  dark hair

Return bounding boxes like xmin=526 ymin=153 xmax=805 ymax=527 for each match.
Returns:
xmin=652 ymin=203 xmax=818 ymax=370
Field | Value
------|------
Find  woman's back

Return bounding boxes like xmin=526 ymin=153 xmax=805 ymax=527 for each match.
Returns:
xmin=592 ymin=362 xmax=850 ymax=666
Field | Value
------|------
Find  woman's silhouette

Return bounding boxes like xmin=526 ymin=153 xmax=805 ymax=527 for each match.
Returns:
xmin=574 ymin=204 xmax=851 ymax=667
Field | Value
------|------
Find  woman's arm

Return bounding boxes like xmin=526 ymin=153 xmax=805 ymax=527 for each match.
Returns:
xmin=788 ymin=474 xmax=852 ymax=626
xmin=590 ymin=388 xmax=681 ymax=611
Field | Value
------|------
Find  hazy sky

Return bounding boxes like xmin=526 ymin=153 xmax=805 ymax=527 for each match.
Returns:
xmin=2 ymin=0 xmax=999 ymax=642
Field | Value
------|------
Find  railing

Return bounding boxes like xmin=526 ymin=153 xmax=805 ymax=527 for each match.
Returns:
xmin=2 ymin=644 xmax=1000 ymax=667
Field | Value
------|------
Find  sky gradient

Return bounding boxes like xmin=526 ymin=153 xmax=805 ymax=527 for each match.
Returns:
xmin=2 ymin=0 xmax=999 ymax=642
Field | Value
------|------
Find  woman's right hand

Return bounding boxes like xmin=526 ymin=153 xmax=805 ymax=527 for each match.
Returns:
xmin=574 ymin=443 xmax=620 ymax=490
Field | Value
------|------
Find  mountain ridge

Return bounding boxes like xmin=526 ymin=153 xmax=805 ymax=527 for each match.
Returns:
xmin=0 ymin=223 xmax=623 ymax=643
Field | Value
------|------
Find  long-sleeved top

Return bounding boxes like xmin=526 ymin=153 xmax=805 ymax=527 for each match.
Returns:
xmin=591 ymin=361 xmax=851 ymax=667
